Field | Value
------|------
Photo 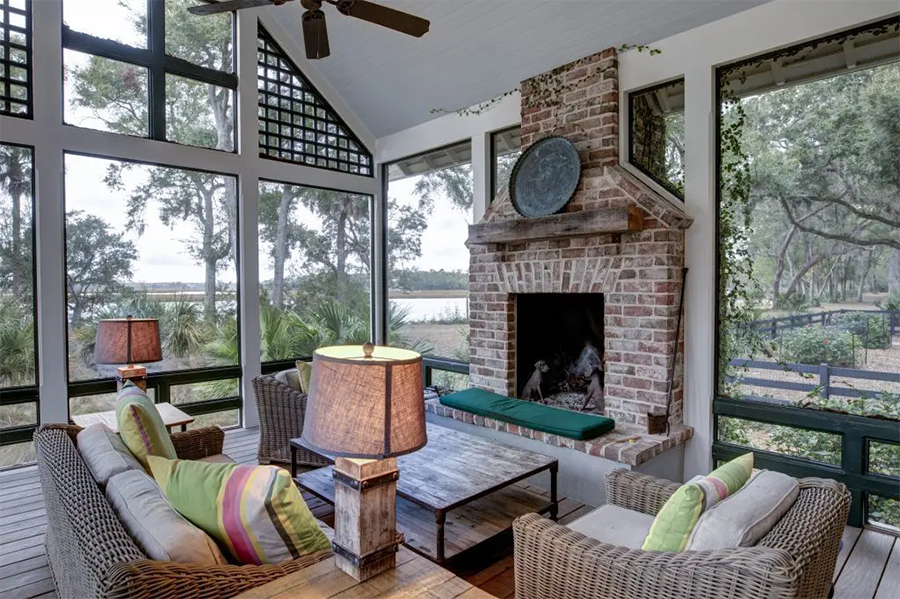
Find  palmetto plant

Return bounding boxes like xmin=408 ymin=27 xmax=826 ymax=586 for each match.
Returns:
xmin=0 ymin=298 xmax=35 ymax=387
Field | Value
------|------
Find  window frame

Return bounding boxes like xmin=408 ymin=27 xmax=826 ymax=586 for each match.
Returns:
xmin=626 ymin=77 xmax=685 ymax=202
xmin=0 ymin=0 xmax=33 ymax=118
xmin=490 ymin=125 xmax=521 ymax=203
xmin=61 ymin=0 xmax=238 ymax=148
xmin=711 ymin=18 xmax=900 ymax=529
xmin=0 ymin=141 xmax=38 ymax=446
xmin=256 ymin=176 xmax=376 ymax=368
xmin=61 ymin=150 xmax=243 ymax=424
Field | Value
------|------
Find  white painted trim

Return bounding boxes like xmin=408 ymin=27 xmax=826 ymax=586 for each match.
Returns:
xmin=376 ymin=92 xmax=520 ymax=165
xmin=471 ymin=132 xmax=491 ymax=224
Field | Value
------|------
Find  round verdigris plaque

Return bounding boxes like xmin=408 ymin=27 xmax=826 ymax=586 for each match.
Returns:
xmin=510 ymin=136 xmax=581 ymax=218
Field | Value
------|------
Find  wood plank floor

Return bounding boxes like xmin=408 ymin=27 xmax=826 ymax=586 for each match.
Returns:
xmin=0 ymin=428 xmax=897 ymax=599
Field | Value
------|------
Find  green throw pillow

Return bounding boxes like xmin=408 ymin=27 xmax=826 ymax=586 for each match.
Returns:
xmin=115 ymin=381 xmax=177 ymax=471
xmin=295 ymin=360 xmax=312 ymax=393
xmin=148 ymin=456 xmax=330 ymax=565
xmin=641 ymin=453 xmax=753 ymax=552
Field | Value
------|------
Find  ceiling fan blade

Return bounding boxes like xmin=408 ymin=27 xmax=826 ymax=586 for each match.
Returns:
xmin=188 ymin=0 xmax=275 ymax=16
xmin=337 ymin=0 xmax=429 ymax=37
xmin=302 ymin=10 xmax=331 ymax=59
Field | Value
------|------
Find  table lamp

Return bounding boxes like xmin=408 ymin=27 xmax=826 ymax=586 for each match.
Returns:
xmin=300 ymin=343 xmax=425 ymax=582
xmin=94 ymin=316 xmax=162 ymax=391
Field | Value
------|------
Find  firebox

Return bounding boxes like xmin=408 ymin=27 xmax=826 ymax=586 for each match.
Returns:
xmin=516 ymin=293 xmax=604 ymax=410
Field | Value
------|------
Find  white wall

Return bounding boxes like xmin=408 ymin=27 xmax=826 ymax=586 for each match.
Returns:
xmin=374 ymin=0 xmax=899 ymax=480
xmin=0 ymin=0 xmax=378 ymax=428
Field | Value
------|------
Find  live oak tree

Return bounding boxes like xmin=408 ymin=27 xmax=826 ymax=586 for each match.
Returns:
xmin=0 ymin=145 xmax=32 ymax=299
xmin=65 ymin=211 xmax=136 ymax=326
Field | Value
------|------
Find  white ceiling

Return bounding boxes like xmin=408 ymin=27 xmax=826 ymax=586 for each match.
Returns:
xmin=268 ymin=0 xmax=771 ymax=138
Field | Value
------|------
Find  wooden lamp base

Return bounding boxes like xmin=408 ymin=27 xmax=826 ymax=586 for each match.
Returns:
xmin=116 ymin=365 xmax=148 ymax=391
xmin=332 ymin=457 xmax=402 ymax=582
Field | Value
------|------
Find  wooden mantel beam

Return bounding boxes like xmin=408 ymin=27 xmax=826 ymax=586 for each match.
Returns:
xmin=468 ymin=205 xmax=643 ymax=245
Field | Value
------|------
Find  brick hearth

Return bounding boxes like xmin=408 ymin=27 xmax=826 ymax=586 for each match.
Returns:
xmin=468 ymin=48 xmax=693 ymax=428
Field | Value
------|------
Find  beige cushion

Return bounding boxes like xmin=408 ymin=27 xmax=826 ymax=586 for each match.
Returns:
xmin=274 ymin=369 xmax=302 ymax=392
xmin=566 ymin=504 xmax=655 ymax=550
xmin=687 ymin=470 xmax=800 ymax=551
xmin=106 ymin=470 xmax=229 ymax=565
xmin=77 ymin=423 xmax=143 ymax=488
xmin=198 ymin=453 xmax=235 ymax=464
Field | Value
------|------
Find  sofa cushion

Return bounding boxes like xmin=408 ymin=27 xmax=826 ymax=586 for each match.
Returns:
xmin=77 ymin=423 xmax=143 ymax=488
xmin=642 ymin=453 xmax=754 ymax=552
xmin=274 ymin=369 xmax=302 ymax=392
xmin=295 ymin=360 xmax=312 ymax=393
xmin=106 ymin=469 xmax=229 ymax=565
xmin=567 ymin=504 xmax=654 ymax=549
xmin=439 ymin=388 xmax=615 ymax=440
xmin=199 ymin=453 xmax=235 ymax=464
xmin=687 ymin=470 xmax=799 ymax=550
xmin=148 ymin=456 xmax=330 ymax=565
xmin=115 ymin=381 xmax=177 ymax=471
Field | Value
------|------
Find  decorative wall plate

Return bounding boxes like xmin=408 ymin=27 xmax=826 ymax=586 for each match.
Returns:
xmin=509 ymin=136 xmax=581 ymax=218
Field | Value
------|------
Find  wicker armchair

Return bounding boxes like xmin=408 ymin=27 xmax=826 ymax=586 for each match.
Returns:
xmin=252 ymin=374 xmax=330 ymax=468
xmin=513 ymin=469 xmax=851 ymax=599
xmin=35 ymin=424 xmax=332 ymax=599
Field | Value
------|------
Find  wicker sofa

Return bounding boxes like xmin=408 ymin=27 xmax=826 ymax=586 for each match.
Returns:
xmin=252 ymin=373 xmax=330 ymax=468
xmin=34 ymin=424 xmax=332 ymax=599
xmin=513 ymin=469 xmax=851 ymax=599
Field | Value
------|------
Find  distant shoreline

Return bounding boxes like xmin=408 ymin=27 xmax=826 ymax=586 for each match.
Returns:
xmin=390 ymin=290 xmax=468 ymax=299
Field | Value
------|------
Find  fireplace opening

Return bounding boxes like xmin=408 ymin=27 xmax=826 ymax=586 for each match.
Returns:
xmin=516 ymin=293 xmax=605 ymax=412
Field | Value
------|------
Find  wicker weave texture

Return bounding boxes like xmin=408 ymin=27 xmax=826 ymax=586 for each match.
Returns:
xmin=252 ymin=375 xmax=330 ymax=467
xmin=513 ymin=468 xmax=850 ymax=599
xmin=34 ymin=424 xmax=333 ymax=599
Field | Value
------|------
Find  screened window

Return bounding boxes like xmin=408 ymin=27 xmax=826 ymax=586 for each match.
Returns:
xmin=0 ymin=142 xmax=36 ymax=467
xmin=0 ymin=0 xmax=31 ymax=117
xmin=258 ymin=181 xmax=372 ymax=363
xmin=64 ymin=153 xmax=239 ymax=423
xmin=628 ymin=78 xmax=684 ymax=199
xmin=492 ymin=127 xmax=520 ymax=201
xmin=714 ymin=20 xmax=900 ymax=529
xmin=257 ymin=27 xmax=372 ymax=176
xmin=63 ymin=0 xmax=236 ymax=150
xmin=386 ymin=142 xmax=472 ymax=388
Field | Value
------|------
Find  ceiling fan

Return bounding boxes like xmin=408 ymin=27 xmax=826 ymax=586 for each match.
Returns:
xmin=188 ymin=0 xmax=430 ymax=60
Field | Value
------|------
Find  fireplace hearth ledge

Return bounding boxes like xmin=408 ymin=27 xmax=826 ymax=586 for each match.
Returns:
xmin=425 ymin=398 xmax=692 ymax=468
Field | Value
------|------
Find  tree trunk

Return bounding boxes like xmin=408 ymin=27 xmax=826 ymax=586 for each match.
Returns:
xmin=890 ymin=248 xmax=900 ymax=298
xmin=772 ymin=224 xmax=798 ymax=309
xmin=782 ymin=255 xmax=825 ymax=304
xmin=857 ymin=253 xmax=872 ymax=302
xmin=335 ymin=203 xmax=348 ymax=300
xmin=272 ymin=186 xmax=293 ymax=308
xmin=203 ymin=189 xmax=217 ymax=319
xmin=11 ymin=188 xmax=21 ymax=297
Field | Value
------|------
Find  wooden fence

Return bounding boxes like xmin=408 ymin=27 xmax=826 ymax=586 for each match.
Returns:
xmin=746 ymin=309 xmax=899 ymax=338
xmin=727 ymin=358 xmax=900 ymax=401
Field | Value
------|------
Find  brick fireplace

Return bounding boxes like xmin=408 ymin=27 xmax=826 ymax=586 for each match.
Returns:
xmin=467 ymin=48 xmax=693 ymax=429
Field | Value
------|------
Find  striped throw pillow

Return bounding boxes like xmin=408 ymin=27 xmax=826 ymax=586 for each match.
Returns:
xmin=148 ymin=456 xmax=330 ymax=565
xmin=641 ymin=453 xmax=753 ymax=552
xmin=115 ymin=381 xmax=177 ymax=471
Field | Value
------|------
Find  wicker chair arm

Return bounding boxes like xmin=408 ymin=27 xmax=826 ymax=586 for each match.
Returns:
xmin=101 ymin=550 xmax=333 ymax=599
xmin=605 ymin=468 xmax=681 ymax=515
xmin=513 ymin=513 xmax=799 ymax=599
xmin=171 ymin=427 xmax=226 ymax=460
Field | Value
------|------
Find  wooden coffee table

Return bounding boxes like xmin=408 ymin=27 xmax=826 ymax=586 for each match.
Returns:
xmin=72 ymin=402 xmax=194 ymax=432
xmin=293 ymin=423 xmax=558 ymax=563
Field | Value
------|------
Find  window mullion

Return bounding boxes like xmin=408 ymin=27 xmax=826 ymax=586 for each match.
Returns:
xmin=148 ymin=0 xmax=166 ymax=141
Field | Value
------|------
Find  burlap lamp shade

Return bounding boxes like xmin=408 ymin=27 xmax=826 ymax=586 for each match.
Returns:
xmin=94 ymin=317 xmax=162 ymax=365
xmin=301 ymin=344 xmax=425 ymax=459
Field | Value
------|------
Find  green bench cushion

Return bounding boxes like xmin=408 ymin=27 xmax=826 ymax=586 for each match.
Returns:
xmin=439 ymin=388 xmax=615 ymax=440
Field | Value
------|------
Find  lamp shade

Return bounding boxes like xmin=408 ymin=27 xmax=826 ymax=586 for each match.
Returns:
xmin=301 ymin=344 xmax=425 ymax=459
xmin=94 ymin=318 xmax=162 ymax=364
